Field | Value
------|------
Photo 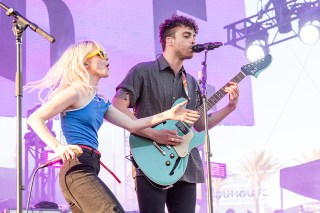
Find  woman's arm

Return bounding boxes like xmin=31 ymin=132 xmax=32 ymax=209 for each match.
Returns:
xmin=104 ymin=100 xmax=199 ymax=133
xmin=27 ymin=87 xmax=83 ymax=161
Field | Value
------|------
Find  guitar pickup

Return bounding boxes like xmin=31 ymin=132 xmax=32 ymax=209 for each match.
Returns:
xmin=175 ymin=121 xmax=189 ymax=135
xmin=153 ymin=141 xmax=166 ymax=156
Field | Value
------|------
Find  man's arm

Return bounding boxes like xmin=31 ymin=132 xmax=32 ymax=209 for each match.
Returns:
xmin=194 ymin=81 xmax=240 ymax=131
xmin=112 ymin=88 xmax=184 ymax=146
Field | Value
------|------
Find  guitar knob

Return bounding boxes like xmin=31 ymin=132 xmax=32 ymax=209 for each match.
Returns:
xmin=170 ymin=153 xmax=175 ymax=159
xmin=165 ymin=161 xmax=171 ymax=166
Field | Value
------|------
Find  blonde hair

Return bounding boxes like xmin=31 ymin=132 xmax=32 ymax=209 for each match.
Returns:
xmin=24 ymin=40 xmax=105 ymax=102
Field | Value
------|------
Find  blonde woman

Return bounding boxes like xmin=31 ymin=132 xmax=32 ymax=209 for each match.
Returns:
xmin=25 ymin=40 xmax=199 ymax=213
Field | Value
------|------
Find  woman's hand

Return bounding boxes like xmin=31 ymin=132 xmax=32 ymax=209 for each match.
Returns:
xmin=54 ymin=145 xmax=83 ymax=162
xmin=167 ymin=100 xmax=200 ymax=125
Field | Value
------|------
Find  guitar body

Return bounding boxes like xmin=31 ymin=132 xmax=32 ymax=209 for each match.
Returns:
xmin=129 ymin=98 xmax=205 ymax=186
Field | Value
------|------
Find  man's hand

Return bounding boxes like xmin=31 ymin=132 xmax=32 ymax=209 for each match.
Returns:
xmin=151 ymin=129 xmax=184 ymax=146
xmin=224 ymin=82 xmax=240 ymax=110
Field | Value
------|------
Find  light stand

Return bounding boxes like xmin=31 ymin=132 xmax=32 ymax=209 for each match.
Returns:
xmin=0 ymin=3 xmax=55 ymax=213
xmin=199 ymin=50 xmax=214 ymax=213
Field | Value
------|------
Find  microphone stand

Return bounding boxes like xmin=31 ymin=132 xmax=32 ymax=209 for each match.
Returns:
xmin=199 ymin=50 xmax=214 ymax=213
xmin=0 ymin=3 xmax=55 ymax=213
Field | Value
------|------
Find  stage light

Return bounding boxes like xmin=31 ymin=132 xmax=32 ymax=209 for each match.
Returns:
xmin=245 ymin=26 xmax=269 ymax=62
xmin=272 ymin=0 xmax=293 ymax=34
xmin=224 ymin=0 xmax=320 ymax=53
xmin=297 ymin=2 xmax=320 ymax=44
xmin=299 ymin=20 xmax=320 ymax=44
xmin=246 ymin=43 xmax=266 ymax=62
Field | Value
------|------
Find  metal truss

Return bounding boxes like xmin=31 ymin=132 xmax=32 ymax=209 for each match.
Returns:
xmin=24 ymin=130 xmax=57 ymax=205
xmin=224 ymin=0 xmax=320 ymax=50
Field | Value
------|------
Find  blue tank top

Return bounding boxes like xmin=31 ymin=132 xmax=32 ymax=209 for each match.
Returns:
xmin=60 ymin=94 xmax=111 ymax=150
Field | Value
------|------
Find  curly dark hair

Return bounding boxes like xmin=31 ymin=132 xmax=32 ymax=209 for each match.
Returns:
xmin=159 ymin=14 xmax=199 ymax=51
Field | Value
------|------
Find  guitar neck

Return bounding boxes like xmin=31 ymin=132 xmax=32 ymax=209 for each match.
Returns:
xmin=196 ymin=71 xmax=247 ymax=118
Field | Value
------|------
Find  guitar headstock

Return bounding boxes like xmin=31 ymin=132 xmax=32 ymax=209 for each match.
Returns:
xmin=241 ymin=54 xmax=272 ymax=77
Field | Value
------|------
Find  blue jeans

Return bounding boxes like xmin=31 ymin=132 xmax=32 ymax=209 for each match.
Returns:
xmin=136 ymin=175 xmax=196 ymax=213
xmin=59 ymin=148 xmax=125 ymax=213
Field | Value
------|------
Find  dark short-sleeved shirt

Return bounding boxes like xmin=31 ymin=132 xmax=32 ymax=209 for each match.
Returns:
xmin=116 ymin=55 xmax=205 ymax=183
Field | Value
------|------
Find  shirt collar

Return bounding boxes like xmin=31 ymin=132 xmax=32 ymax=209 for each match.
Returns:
xmin=157 ymin=54 xmax=186 ymax=75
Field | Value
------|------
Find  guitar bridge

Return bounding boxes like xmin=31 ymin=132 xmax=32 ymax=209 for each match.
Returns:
xmin=153 ymin=142 xmax=166 ymax=156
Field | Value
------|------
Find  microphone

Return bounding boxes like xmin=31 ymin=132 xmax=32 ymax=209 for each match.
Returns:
xmin=39 ymin=148 xmax=83 ymax=169
xmin=192 ymin=42 xmax=223 ymax=53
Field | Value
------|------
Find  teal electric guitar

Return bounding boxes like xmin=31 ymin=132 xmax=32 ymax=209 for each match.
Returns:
xmin=129 ymin=54 xmax=272 ymax=186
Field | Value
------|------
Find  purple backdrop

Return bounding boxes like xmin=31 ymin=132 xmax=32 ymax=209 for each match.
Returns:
xmin=0 ymin=0 xmax=251 ymax=126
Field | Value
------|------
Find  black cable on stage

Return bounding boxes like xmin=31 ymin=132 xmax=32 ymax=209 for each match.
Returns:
xmin=26 ymin=166 xmax=42 ymax=213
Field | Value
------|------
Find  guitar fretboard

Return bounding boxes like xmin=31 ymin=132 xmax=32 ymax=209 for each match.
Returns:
xmin=196 ymin=71 xmax=247 ymax=119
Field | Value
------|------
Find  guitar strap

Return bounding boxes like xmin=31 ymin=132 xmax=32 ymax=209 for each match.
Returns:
xmin=181 ymin=71 xmax=190 ymax=101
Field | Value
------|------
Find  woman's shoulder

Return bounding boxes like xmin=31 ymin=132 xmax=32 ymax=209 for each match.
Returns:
xmin=56 ymin=86 xmax=95 ymax=111
xmin=56 ymin=86 xmax=81 ymax=98
xmin=52 ymin=86 xmax=83 ymax=108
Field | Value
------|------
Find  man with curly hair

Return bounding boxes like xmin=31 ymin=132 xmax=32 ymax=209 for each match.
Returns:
xmin=112 ymin=14 xmax=240 ymax=212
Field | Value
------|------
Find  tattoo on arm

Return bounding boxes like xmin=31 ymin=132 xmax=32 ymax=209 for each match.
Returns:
xmin=114 ymin=88 xmax=129 ymax=101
